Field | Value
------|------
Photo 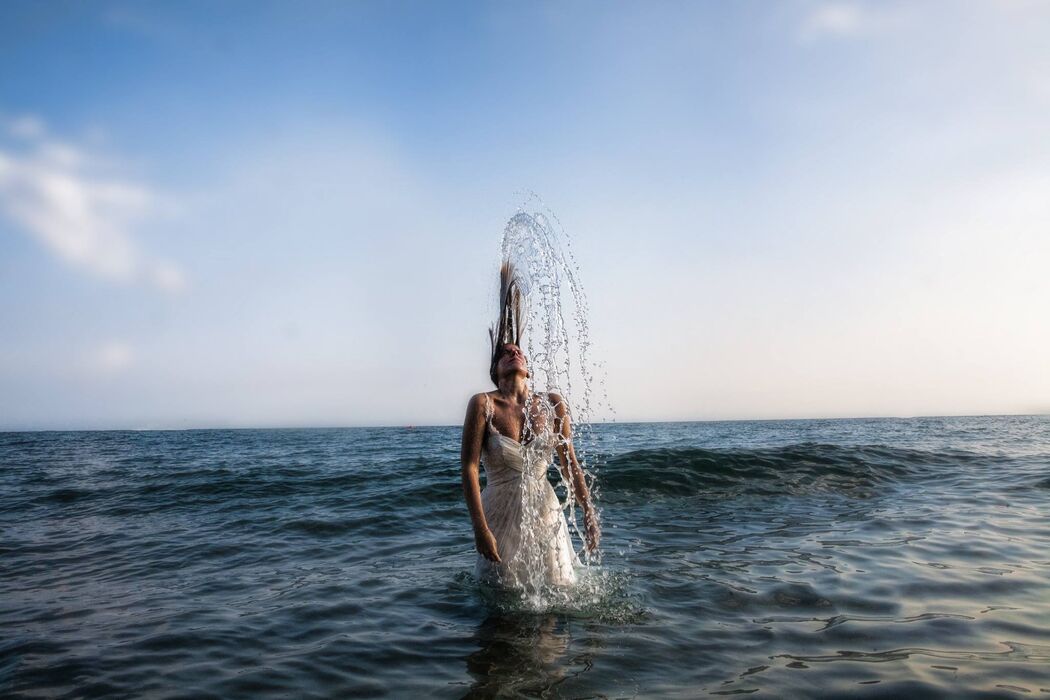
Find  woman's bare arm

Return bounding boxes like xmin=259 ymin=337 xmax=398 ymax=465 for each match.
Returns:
xmin=549 ymin=392 xmax=601 ymax=553
xmin=461 ymin=393 xmax=501 ymax=563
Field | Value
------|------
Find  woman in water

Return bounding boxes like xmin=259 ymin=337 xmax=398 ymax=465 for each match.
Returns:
xmin=460 ymin=263 xmax=600 ymax=590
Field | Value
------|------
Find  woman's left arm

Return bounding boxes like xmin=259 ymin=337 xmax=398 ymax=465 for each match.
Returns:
xmin=549 ymin=392 xmax=600 ymax=553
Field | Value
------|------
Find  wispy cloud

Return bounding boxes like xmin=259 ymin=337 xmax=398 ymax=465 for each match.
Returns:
xmin=0 ymin=114 xmax=185 ymax=292
xmin=798 ymin=2 xmax=910 ymax=42
xmin=7 ymin=115 xmax=46 ymax=139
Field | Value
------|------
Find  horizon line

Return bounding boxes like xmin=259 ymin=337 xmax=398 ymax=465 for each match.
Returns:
xmin=1 ymin=411 xmax=1046 ymax=434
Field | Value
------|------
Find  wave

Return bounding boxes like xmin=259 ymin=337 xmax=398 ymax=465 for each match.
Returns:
xmin=8 ymin=442 xmax=1032 ymax=518
xmin=595 ymin=443 xmax=988 ymax=500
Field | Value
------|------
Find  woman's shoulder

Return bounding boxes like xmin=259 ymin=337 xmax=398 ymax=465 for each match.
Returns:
xmin=467 ymin=391 xmax=497 ymax=411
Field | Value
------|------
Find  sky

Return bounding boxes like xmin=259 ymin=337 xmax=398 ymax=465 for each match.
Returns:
xmin=1 ymin=0 xmax=1048 ymax=430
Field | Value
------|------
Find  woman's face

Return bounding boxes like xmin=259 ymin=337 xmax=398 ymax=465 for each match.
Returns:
xmin=496 ymin=343 xmax=528 ymax=378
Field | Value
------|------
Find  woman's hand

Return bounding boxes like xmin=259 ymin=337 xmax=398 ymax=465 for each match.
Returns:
xmin=475 ymin=526 xmax=502 ymax=563
xmin=584 ymin=510 xmax=601 ymax=554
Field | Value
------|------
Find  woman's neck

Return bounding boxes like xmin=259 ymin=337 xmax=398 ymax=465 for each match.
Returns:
xmin=496 ymin=374 xmax=530 ymax=404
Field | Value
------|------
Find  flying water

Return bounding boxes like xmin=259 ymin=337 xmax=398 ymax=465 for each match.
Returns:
xmin=488 ymin=199 xmax=617 ymax=611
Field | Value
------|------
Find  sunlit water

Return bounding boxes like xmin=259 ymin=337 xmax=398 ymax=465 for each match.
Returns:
xmin=3 ymin=415 xmax=1050 ymax=697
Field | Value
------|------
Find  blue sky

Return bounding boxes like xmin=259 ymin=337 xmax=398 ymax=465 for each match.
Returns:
xmin=1 ymin=0 xmax=1048 ymax=429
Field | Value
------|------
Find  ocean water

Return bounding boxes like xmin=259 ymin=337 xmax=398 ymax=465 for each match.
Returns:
xmin=2 ymin=415 xmax=1049 ymax=698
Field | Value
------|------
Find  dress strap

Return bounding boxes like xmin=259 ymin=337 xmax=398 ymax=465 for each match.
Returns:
xmin=484 ymin=394 xmax=495 ymax=431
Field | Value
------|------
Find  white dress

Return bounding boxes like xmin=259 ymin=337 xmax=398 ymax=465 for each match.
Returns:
xmin=475 ymin=394 xmax=579 ymax=591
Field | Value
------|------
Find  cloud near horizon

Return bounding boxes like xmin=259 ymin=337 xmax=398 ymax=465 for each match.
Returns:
xmin=89 ymin=340 xmax=136 ymax=374
xmin=0 ymin=114 xmax=185 ymax=293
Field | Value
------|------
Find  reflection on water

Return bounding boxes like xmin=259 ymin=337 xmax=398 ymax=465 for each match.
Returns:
xmin=463 ymin=614 xmax=575 ymax=698
xmin=460 ymin=567 xmax=643 ymax=697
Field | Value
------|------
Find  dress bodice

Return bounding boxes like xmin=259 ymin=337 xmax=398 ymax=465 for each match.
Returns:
xmin=481 ymin=394 xmax=558 ymax=487
xmin=475 ymin=392 xmax=579 ymax=591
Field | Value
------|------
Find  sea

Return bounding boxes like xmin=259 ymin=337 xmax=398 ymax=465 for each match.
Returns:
xmin=2 ymin=414 xmax=1049 ymax=698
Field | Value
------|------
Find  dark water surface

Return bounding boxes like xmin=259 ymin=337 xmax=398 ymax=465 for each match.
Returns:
xmin=2 ymin=416 xmax=1050 ymax=698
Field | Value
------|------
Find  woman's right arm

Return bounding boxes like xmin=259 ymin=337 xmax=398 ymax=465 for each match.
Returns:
xmin=461 ymin=394 xmax=501 ymax=563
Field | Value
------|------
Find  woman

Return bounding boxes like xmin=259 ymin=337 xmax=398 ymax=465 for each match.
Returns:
xmin=460 ymin=263 xmax=600 ymax=591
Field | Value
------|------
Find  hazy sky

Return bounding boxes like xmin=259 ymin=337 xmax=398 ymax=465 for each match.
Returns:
xmin=1 ymin=0 xmax=1048 ymax=429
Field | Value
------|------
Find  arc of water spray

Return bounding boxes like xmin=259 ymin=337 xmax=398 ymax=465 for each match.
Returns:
xmin=496 ymin=201 xmax=613 ymax=583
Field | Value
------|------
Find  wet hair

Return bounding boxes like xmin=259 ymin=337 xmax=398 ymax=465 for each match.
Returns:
xmin=488 ymin=261 xmax=525 ymax=386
